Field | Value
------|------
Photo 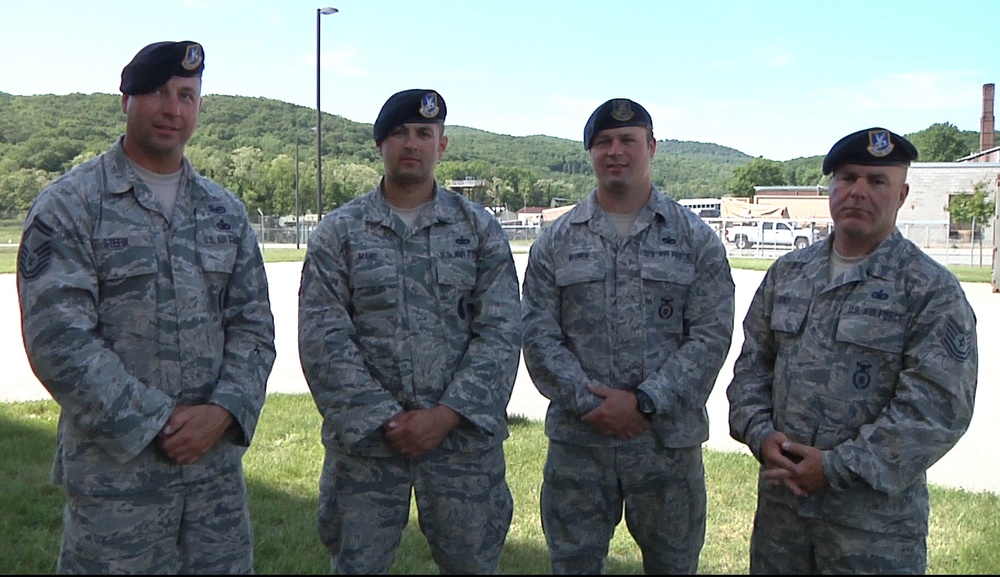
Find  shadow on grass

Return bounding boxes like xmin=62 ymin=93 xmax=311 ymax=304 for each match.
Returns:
xmin=15 ymin=396 xmax=996 ymax=574
xmin=248 ymin=396 xmax=559 ymax=574
xmin=0 ymin=402 xmax=734 ymax=575
xmin=0 ymin=399 xmax=557 ymax=575
xmin=0 ymin=402 xmax=63 ymax=574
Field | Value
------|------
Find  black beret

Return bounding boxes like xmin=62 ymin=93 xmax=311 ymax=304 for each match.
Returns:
xmin=120 ymin=41 xmax=204 ymax=95
xmin=373 ymin=89 xmax=446 ymax=143
xmin=822 ymin=127 xmax=919 ymax=175
xmin=583 ymin=98 xmax=653 ymax=149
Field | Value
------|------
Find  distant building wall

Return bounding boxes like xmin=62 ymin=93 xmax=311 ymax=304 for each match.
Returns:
xmin=904 ymin=162 xmax=1000 ymax=247
xmin=541 ymin=204 xmax=574 ymax=226
xmin=753 ymin=185 xmax=828 ymax=196
xmin=753 ymin=195 xmax=831 ymax=222
xmin=516 ymin=207 xmax=546 ymax=226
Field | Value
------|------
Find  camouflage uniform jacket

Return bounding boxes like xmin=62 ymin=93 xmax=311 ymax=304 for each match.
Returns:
xmin=521 ymin=188 xmax=735 ymax=447
xmin=298 ymin=182 xmax=521 ymax=456
xmin=17 ymin=137 xmax=276 ymax=495
xmin=727 ymin=229 xmax=978 ymax=534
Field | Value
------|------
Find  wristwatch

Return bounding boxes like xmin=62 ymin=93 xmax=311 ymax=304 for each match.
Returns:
xmin=634 ymin=389 xmax=656 ymax=419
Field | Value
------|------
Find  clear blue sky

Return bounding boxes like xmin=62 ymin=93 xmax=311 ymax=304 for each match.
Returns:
xmin=2 ymin=0 xmax=996 ymax=161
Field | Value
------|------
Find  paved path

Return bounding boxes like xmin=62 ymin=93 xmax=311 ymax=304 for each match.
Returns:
xmin=3 ymin=254 xmax=997 ymax=494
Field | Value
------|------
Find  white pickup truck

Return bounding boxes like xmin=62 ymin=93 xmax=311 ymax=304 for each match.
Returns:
xmin=724 ymin=219 xmax=820 ymax=250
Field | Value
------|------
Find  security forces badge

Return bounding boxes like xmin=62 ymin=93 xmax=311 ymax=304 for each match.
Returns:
xmin=419 ymin=92 xmax=441 ymax=119
xmin=611 ymin=99 xmax=635 ymax=122
xmin=182 ymin=43 xmax=204 ymax=71
xmin=866 ymin=129 xmax=895 ymax=158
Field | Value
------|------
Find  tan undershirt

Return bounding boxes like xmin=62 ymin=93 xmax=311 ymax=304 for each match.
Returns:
xmin=829 ymin=247 xmax=868 ymax=282
xmin=130 ymin=161 xmax=182 ymax=223
xmin=391 ymin=200 xmax=433 ymax=228
xmin=605 ymin=210 xmax=641 ymax=239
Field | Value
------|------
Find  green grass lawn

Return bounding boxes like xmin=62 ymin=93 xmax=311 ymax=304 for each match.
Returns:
xmin=1 ymin=394 xmax=998 ymax=574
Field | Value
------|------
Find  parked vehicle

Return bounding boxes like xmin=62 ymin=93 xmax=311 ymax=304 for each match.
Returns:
xmin=724 ymin=219 xmax=820 ymax=250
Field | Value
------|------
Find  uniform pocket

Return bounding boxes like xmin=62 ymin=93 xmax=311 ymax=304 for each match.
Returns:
xmin=197 ymin=245 xmax=238 ymax=275
xmin=92 ymin=235 xmax=158 ymax=282
xmin=436 ymin=261 xmax=476 ymax=321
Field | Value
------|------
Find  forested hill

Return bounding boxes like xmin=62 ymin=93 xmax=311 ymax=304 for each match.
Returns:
xmin=0 ymin=91 xmax=758 ymax=217
xmin=0 ymin=91 xmax=982 ymax=219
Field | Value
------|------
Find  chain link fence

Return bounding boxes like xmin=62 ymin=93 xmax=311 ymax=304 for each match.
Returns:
xmin=253 ymin=214 xmax=995 ymax=269
xmin=707 ymin=217 xmax=996 ymax=268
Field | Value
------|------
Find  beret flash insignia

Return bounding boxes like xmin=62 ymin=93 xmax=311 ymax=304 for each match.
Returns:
xmin=419 ymin=93 xmax=440 ymax=119
xmin=611 ymin=99 xmax=634 ymax=122
xmin=867 ymin=129 xmax=895 ymax=158
xmin=182 ymin=43 xmax=203 ymax=71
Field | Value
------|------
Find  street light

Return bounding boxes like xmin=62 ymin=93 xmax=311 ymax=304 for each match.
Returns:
xmin=316 ymin=6 xmax=339 ymax=222
xmin=294 ymin=123 xmax=301 ymax=249
xmin=257 ymin=207 xmax=265 ymax=257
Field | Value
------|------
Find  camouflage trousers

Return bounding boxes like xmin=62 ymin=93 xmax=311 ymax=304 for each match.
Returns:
xmin=749 ymin=493 xmax=927 ymax=574
xmin=540 ymin=439 xmax=706 ymax=574
xmin=317 ymin=444 xmax=513 ymax=574
xmin=57 ymin=469 xmax=253 ymax=574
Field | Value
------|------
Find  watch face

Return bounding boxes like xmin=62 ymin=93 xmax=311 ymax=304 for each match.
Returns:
xmin=638 ymin=393 xmax=654 ymax=415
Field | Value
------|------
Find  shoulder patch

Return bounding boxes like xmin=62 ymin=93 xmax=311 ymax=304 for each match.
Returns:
xmin=18 ymin=218 xmax=55 ymax=281
xmin=942 ymin=316 xmax=971 ymax=361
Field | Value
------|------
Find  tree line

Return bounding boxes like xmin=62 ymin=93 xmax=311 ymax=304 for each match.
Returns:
xmin=0 ymin=91 xmax=987 ymax=220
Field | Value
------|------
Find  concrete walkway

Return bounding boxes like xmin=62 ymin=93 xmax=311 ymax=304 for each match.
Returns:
xmin=3 ymin=254 xmax=997 ymax=494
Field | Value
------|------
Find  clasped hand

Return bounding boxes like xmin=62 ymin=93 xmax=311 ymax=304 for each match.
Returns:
xmin=383 ymin=405 xmax=460 ymax=459
xmin=581 ymin=384 xmax=650 ymax=440
xmin=157 ymin=404 xmax=234 ymax=465
xmin=760 ymin=432 xmax=827 ymax=497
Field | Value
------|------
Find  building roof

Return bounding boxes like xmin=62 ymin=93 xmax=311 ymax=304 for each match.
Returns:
xmin=956 ymin=146 xmax=1000 ymax=163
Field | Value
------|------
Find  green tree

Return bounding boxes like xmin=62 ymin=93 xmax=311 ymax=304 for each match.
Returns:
xmin=329 ymin=162 xmax=380 ymax=208
xmin=263 ymin=154 xmax=297 ymax=215
xmin=946 ymin=181 xmax=996 ymax=240
xmin=0 ymin=168 xmax=54 ymax=218
xmin=186 ymin=145 xmax=231 ymax=183
xmin=532 ymin=178 xmax=579 ymax=205
xmin=781 ymin=155 xmax=825 ymax=187
xmin=726 ymin=157 xmax=787 ymax=198
xmin=230 ymin=146 xmax=268 ymax=211
xmin=907 ymin=122 xmax=975 ymax=162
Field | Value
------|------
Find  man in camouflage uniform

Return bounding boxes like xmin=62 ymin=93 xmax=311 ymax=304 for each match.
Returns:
xmin=16 ymin=41 xmax=275 ymax=574
xmin=297 ymin=88 xmax=521 ymax=574
xmin=520 ymin=98 xmax=735 ymax=574
xmin=727 ymin=127 xmax=978 ymax=574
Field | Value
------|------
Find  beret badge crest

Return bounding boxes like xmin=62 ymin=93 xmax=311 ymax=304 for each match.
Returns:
xmin=419 ymin=93 xmax=440 ymax=119
xmin=866 ymin=129 xmax=895 ymax=158
xmin=182 ymin=44 xmax=203 ymax=71
xmin=610 ymin=99 xmax=634 ymax=122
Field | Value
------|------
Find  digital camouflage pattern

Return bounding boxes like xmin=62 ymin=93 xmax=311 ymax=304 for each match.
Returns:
xmin=58 ymin=472 xmax=254 ymax=574
xmin=17 ymin=137 xmax=275 ymax=572
xmin=298 ymin=181 xmax=520 ymax=573
xmin=540 ymin=439 xmax=706 ymax=574
xmin=727 ymin=229 xmax=978 ymax=573
xmin=299 ymin=182 xmax=521 ymax=454
xmin=315 ymin=444 xmax=512 ymax=574
xmin=521 ymin=188 xmax=735 ymax=448
xmin=520 ymin=187 xmax=735 ymax=573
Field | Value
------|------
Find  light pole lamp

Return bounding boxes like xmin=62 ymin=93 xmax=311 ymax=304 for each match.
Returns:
xmin=316 ymin=6 xmax=339 ymax=222
xmin=294 ymin=123 xmax=300 ymax=249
